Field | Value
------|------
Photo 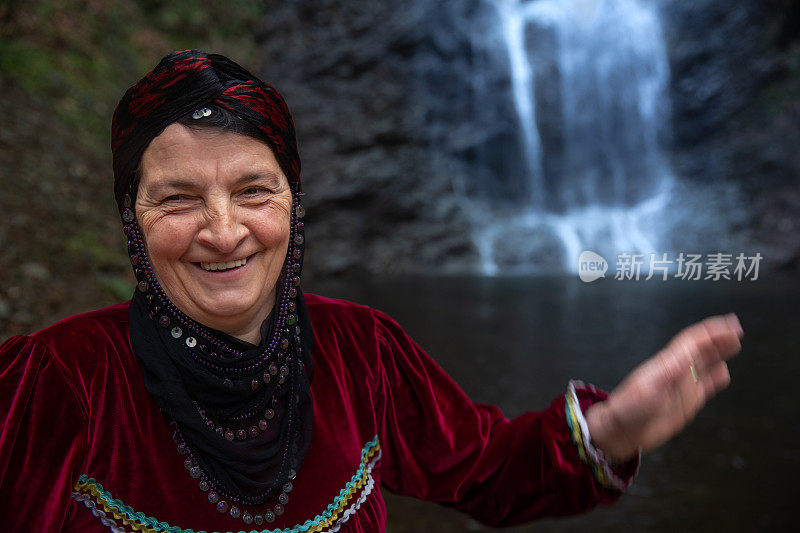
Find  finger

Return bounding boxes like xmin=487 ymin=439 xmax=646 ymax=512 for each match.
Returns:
xmin=672 ymin=336 xmax=701 ymax=375
xmin=664 ymin=323 xmax=713 ymax=375
xmin=673 ymin=357 xmax=707 ymax=422
xmin=700 ymin=315 xmax=743 ymax=360
xmin=682 ymin=321 xmax=720 ymax=372
xmin=725 ymin=313 xmax=744 ymax=338
xmin=700 ymin=361 xmax=731 ymax=400
xmin=673 ymin=316 xmax=741 ymax=369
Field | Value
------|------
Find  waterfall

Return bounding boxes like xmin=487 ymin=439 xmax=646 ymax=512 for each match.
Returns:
xmin=474 ymin=0 xmax=674 ymax=274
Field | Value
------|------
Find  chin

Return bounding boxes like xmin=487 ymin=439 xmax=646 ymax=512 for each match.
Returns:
xmin=198 ymin=297 xmax=269 ymax=322
xmin=203 ymin=302 xmax=255 ymax=318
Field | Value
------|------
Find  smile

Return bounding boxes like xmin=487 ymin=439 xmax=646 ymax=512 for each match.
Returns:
xmin=198 ymin=255 xmax=251 ymax=272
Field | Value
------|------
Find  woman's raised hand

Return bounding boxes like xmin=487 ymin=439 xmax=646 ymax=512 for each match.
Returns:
xmin=585 ymin=314 xmax=743 ymax=462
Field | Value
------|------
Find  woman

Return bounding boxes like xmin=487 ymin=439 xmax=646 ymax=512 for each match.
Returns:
xmin=0 ymin=50 xmax=742 ymax=532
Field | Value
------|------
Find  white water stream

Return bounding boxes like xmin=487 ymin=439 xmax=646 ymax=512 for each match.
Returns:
xmin=477 ymin=0 xmax=674 ymax=274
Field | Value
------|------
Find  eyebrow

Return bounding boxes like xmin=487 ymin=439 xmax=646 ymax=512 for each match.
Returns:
xmin=144 ymin=178 xmax=199 ymax=197
xmin=236 ymin=171 xmax=283 ymax=187
xmin=144 ymin=170 xmax=284 ymax=196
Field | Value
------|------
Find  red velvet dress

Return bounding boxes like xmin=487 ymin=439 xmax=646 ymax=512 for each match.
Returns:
xmin=0 ymin=294 xmax=633 ymax=532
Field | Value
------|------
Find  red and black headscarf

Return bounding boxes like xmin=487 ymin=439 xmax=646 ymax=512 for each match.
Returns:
xmin=112 ymin=50 xmax=313 ymax=526
xmin=112 ymin=49 xmax=301 ymax=210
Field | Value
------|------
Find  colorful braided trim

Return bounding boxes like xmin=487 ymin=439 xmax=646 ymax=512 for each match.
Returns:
xmin=564 ymin=381 xmax=635 ymax=492
xmin=72 ymin=436 xmax=381 ymax=533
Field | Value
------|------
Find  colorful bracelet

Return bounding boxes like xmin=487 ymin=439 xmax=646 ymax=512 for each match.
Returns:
xmin=564 ymin=380 xmax=639 ymax=491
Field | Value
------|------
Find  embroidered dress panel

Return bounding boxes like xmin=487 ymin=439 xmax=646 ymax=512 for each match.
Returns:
xmin=72 ymin=438 xmax=381 ymax=533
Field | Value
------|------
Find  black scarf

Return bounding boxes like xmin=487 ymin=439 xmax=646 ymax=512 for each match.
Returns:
xmin=129 ymin=282 xmax=314 ymax=503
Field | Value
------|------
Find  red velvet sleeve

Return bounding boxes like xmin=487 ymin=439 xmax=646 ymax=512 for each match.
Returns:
xmin=0 ymin=336 xmax=88 ymax=532
xmin=372 ymin=311 xmax=632 ymax=527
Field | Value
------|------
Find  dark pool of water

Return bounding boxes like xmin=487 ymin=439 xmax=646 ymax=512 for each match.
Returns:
xmin=307 ymin=274 xmax=799 ymax=532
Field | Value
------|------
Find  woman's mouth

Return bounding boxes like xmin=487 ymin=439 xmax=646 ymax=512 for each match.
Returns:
xmin=197 ymin=255 xmax=253 ymax=272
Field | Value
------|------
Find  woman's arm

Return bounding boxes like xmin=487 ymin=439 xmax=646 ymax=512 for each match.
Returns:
xmin=372 ymin=309 xmax=636 ymax=527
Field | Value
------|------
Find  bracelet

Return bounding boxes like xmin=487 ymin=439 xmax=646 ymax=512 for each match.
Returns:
xmin=564 ymin=380 xmax=639 ymax=491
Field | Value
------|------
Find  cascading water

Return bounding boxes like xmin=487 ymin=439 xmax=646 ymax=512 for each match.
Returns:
xmin=474 ymin=0 xmax=674 ymax=274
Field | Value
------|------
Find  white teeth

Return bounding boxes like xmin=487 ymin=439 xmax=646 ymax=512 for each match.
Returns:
xmin=200 ymin=257 xmax=248 ymax=271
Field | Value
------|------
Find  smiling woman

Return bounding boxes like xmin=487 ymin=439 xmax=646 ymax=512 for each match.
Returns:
xmin=136 ymin=123 xmax=292 ymax=343
xmin=0 ymin=50 xmax=743 ymax=533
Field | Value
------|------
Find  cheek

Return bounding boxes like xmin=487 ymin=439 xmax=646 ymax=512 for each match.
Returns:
xmin=251 ymin=204 xmax=292 ymax=247
xmin=253 ymin=220 xmax=290 ymax=253
xmin=138 ymin=215 xmax=198 ymax=266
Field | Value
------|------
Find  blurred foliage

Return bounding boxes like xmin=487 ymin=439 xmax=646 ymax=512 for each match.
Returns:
xmin=0 ymin=0 xmax=274 ymax=339
xmin=0 ymin=0 xmax=273 ymax=156
xmin=66 ymin=231 xmax=135 ymax=301
xmin=65 ymin=231 xmax=129 ymax=268
xmin=97 ymin=274 xmax=137 ymax=301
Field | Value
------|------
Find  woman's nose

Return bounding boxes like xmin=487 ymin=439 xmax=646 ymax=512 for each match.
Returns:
xmin=196 ymin=203 xmax=247 ymax=253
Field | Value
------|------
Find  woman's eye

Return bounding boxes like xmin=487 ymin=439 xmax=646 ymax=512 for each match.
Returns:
xmin=243 ymin=187 xmax=270 ymax=196
xmin=163 ymin=194 xmax=186 ymax=203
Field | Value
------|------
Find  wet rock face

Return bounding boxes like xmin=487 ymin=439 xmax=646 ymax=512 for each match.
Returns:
xmin=663 ymin=1 xmax=780 ymax=150
xmin=254 ymin=0 xmax=520 ymax=277
xmin=254 ymin=0 xmax=800 ymax=277
xmin=660 ymin=0 xmax=788 ymax=183
xmin=660 ymin=0 xmax=800 ymax=269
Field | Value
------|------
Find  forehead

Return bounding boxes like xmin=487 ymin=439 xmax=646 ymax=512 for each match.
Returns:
xmin=139 ymin=123 xmax=286 ymax=187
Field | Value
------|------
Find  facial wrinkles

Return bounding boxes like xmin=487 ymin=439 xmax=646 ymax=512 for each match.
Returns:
xmin=133 ymin=124 xmax=293 ymax=339
xmin=138 ymin=152 xmax=279 ymax=238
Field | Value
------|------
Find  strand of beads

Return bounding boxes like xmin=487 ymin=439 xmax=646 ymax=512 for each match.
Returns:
xmin=194 ymin=400 xmax=281 ymax=442
xmin=171 ymin=422 xmax=296 ymax=525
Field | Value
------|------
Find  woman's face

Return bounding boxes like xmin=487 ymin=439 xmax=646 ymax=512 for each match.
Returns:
xmin=136 ymin=123 xmax=292 ymax=339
